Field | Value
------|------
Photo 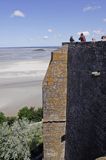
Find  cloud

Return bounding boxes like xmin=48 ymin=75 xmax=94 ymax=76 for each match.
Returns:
xmin=93 ymin=30 xmax=104 ymax=35
xmin=83 ymin=5 xmax=101 ymax=12
xmin=103 ymin=18 xmax=106 ymax=22
xmin=43 ymin=36 xmax=48 ymax=39
xmin=48 ymin=29 xmax=53 ymax=32
xmin=11 ymin=10 xmax=25 ymax=18
xmin=77 ymin=31 xmax=90 ymax=36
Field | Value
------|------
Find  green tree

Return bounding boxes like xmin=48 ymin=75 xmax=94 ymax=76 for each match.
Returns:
xmin=34 ymin=108 xmax=43 ymax=122
xmin=18 ymin=106 xmax=32 ymax=120
xmin=0 ymin=112 xmax=6 ymax=124
xmin=18 ymin=107 xmax=43 ymax=122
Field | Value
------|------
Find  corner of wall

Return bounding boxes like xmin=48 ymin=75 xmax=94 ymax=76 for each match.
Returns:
xmin=43 ymin=45 xmax=68 ymax=160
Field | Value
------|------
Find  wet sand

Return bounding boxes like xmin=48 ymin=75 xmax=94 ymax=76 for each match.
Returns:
xmin=0 ymin=77 xmax=43 ymax=116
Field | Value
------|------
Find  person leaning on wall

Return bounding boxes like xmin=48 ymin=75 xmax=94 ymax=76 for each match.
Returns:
xmin=79 ymin=33 xmax=86 ymax=42
xmin=70 ymin=36 xmax=75 ymax=43
xmin=101 ymin=35 xmax=106 ymax=41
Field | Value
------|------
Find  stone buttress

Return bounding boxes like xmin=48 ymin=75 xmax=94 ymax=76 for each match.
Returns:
xmin=43 ymin=45 xmax=68 ymax=160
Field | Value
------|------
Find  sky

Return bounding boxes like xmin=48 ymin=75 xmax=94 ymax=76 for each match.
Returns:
xmin=0 ymin=0 xmax=106 ymax=47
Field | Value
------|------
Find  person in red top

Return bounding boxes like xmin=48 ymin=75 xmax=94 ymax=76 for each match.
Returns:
xmin=79 ymin=33 xmax=86 ymax=42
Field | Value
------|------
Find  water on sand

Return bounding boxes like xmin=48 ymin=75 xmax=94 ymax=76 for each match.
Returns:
xmin=0 ymin=47 xmax=57 ymax=115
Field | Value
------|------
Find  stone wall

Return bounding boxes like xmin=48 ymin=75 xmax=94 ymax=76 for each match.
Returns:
xmin=43 ymin=45 xmax=68 ymax=160
xmin=96 ymin=157 xmax=106 ymax=160
xmin=43 ymin=41 xmax=106 ymax=160
xmin=65 ymin=42 xmax=106 ymax=160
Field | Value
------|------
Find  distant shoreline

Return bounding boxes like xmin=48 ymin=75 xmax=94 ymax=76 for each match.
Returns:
xmin=0 ymin=46 xmax=59 ymax=49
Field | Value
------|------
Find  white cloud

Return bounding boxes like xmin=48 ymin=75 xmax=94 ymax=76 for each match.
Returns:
xmin=103 ymin=18 xmax=106 ymax=22
xmin=83 ymin=5 xmax=101 ymax=12
xmin=48 ymin=29 xmax=53 ymax=32
xmin=93 ymin=30 xmax=103 ymax=35
xmin=77 ymin=31 xmax=90 ymax=36
xmin=11 ymin=10 xmax=25 ymax=18
xmin=43 ymin=36 xmax=48 ymax=39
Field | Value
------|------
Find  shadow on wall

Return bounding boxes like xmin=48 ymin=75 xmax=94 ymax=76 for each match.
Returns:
xmin=65 ymin=42 xmax=106 ymax=160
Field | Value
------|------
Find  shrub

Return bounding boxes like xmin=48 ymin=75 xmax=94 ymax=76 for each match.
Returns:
xmin=0 ymin=112 xmax=6 ymax=124
xmin=18 ymin=107 xmax=43 ymax=122
xmin=6 ymin=116 xmax=17 ymax=125
xmin=29 ymin=122 xmax=43 ymax=159
xmin=18 ymin=106 xmax=32 ymax=120
xmin=34 ymin=108 xmax=43 ymax=122
xmin=0 ymin=120 xmax=31 ymax=160
xmin=0 ymin=119 xmax=42 ymax=160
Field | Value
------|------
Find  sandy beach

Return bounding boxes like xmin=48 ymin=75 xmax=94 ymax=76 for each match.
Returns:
xmin=0 ymin=77 xmax=43 ymax=116
xmin=0 ymin=47 xmax=55 ymax=116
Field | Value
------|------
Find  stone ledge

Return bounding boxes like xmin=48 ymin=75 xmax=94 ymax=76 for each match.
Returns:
xmin=96 ymin=157 xmax=106 ymax=160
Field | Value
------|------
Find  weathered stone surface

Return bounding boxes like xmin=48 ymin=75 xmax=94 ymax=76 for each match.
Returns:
xmin=43 ymin=45 xmax=68 ymax=160
xmin=43 ymin=123 xmax=66 ymax=160
xmin=53 ymin=52 xmax=67 ymax=61
xmin=96 ymin=157 xmax=106 ymax=160
xmin=65 ymin=42 xmax=106 ymax=160
xmin=43 ymin=42 xmax=106 ymax=160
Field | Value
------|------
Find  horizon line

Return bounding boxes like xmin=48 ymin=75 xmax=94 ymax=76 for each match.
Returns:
xmin=0 ymin=45 xmax=60 ymax=49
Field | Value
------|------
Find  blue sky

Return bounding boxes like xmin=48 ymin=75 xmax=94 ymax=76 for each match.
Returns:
xmin=0 ymin=0 xmax=106 ymax=47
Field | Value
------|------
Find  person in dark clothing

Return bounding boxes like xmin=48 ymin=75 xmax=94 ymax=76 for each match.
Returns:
xmin=101 ymin=35 xmax=106 ymax=41
xmin=79 ymin=33 xmax=86 ymax=42
xmin=70 ymin=36 xmax=74 ymax=42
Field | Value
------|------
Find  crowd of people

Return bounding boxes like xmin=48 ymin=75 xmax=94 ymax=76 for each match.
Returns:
xmin=69 ymin=33 xmax=106 ymax=43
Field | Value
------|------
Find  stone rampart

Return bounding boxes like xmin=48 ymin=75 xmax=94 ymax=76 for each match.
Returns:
xmin=65 ymin=42 xmax=106 ymax=160
xmin=43 ymin=45 xmax=68 ymax=160
xmin=43 ymin=41 xmax=106 ymax=160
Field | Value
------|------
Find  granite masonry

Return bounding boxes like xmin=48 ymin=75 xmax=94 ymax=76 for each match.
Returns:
xmin=43 ymin=45 xmax=68 ymax=160
xmin=43 ymin=42 xmax=106 ymax=160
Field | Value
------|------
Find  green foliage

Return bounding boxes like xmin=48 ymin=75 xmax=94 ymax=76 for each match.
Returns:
xmin=0 ymin=120 xmax=31 ymax=160
xmin=0 ymin=106 xmax=43 ymax=159
xmin=18 ymin=107 xmax=43 ymax=122
xmin=18 ymin=106 xmax=32 ymax=120
xmin=0 ymin=119 xmax=42 ymax=160
xmin=29 ymin=122 xmax=43 ymax=159
xmin=34 ymin=108 xmax=43 ymax=122
xmin=6 ymin=116 xmax=17 ymax=125
xmin=0 ymin=112 xmax=6 ymax=124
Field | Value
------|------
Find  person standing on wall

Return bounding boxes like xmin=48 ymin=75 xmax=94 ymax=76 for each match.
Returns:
xmin=70 ymin=36 xmax=75 ymax=42
xmin=79 ymin=33 xmax=86 ymax=42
